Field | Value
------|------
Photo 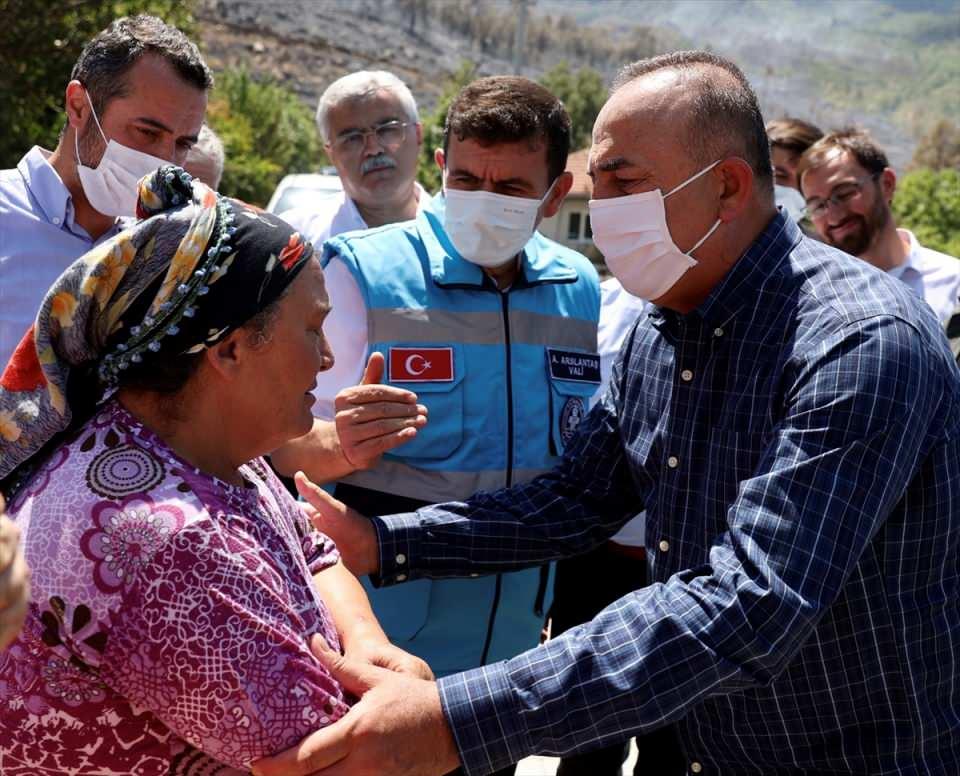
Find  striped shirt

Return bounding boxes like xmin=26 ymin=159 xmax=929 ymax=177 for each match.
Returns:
xmin=373 ymin=212 xmax=960 ymax=775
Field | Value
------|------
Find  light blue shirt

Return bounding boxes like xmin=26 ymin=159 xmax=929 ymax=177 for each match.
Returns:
xmin=0 ymin=147 xmax=122 ymax=367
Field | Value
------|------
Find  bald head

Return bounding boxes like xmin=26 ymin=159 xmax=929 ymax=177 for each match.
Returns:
xmin=608 ymin=52 xmax=773 ymax=199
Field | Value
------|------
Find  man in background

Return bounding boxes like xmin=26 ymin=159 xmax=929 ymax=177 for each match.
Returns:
xmin=274 ymin=75 xmax=601 ymax=776
xmin=800 ymin=127 xmax=960 ymax=326
xmin=766 ymin=116 xmax=822 ymax=190
xmin=184 ymin=123 xmax=225 ymax=189
xmin=0 ymin=14 xmax=211 ymax=367
xmin=280 ymin=70 xmax=426 ymax=247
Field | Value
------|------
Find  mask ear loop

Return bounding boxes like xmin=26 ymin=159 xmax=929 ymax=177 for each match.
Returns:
xmin=74 ymin=86 xmax=111 ymax=166
xmin=664 ymin=158 xmax=722 ymax=198
xmin=685 ymin=217 xmax=722 ymax=257
xmin=664 ymin=159 xmax=724 ymax=257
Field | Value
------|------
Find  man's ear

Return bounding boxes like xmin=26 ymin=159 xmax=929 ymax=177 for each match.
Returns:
xmin=64 ymin=80 xmax=90 ymax=132
xmin=434 ymin=147 xmax=445 ymax=175
xmin=880 ymin=167 xmax=897 ymax=204
xmin=716 ymin=157 xmax=754 ymax=222
xmin=541 ymin=171 xmax=573 ymax=219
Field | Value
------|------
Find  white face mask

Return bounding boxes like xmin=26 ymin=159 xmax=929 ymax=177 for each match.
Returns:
xmin=442 ymin=179 xmax=556 ymax=268
xmin=588 ymin=160 xmax=723 ymax=301
xmin=74 ymin=90 xmax=170 ymax=218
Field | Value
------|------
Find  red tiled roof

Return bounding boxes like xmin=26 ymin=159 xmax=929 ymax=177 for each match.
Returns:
xmin=565 ymin=147 xmax=592 ymax=199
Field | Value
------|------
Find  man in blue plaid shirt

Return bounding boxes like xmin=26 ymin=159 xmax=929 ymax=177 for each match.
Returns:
xmin=255 ymin=52 xmax=960 ymax=776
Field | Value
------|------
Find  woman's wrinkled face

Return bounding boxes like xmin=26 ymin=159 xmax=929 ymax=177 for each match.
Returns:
xmin=235 ymin=257 xmax=333 ymax=450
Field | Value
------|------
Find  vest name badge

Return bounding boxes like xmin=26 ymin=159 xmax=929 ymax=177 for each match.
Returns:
xmin=388 ymin=347 xmax=455 ymax=382
xmin=546 ymin=348 xmax=601 ymax=384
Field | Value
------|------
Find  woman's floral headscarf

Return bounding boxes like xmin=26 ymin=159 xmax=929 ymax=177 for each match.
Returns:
xmin=0 ymin=165 xmax=312 ymax=482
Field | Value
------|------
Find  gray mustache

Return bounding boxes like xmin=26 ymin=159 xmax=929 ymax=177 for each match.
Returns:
xmin=361 ymin=154 xmax=397 ymax=175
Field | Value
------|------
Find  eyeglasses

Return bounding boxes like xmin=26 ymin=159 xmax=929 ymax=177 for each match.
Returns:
xmin=331 ymin=120 xmax=409 ymax=154
xmin=803 ymin=172 xmax=880 ymax=221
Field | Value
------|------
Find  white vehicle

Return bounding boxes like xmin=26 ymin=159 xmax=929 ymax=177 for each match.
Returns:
xmin=266 ymin=170 xmax=342 ymax=214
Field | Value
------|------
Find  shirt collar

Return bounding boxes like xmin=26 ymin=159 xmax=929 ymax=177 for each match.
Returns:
xmin=892 ymin=228 xmax=924 ymax=279
xmin=422 ymin=191 xmax=579 ymax=289
xmin=693 ymin=210 xmax=802 ymax=327
xmin=18 ymin=146 xmax=73 ymax=228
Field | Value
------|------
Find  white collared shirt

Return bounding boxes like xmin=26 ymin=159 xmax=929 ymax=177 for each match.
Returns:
xmin=279 ymin=184 xmax=428 ymax=420
xmin=0 ymin=147 xmax=122 ymax=367
xmin=593 ymin=277 xmax=649 ymax=547
xmin=889 ymin=229 xmax=960 ymax=325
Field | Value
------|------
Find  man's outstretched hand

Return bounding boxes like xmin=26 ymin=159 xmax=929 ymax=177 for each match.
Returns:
xmin=251 ymin=635 xmax=460 ymax=776
xmin=335 ymin=352 xmax=428 ymax=472
xmin=296 ymin=472 xmax=379 ymax=577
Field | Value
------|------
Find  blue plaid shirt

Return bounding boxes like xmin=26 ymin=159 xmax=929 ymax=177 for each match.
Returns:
xmin=373 ymin=213 xmax=960 ymax=776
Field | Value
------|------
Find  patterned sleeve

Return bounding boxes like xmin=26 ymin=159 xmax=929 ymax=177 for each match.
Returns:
xmin=297 ymin=510 xmax=340 ymax=576
xmin=98 ymin=518 xmax=350 ymax=769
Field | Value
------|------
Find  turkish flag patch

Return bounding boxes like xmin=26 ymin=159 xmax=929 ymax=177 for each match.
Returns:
xmin=388 ymin=347 xmax=455 ymax=382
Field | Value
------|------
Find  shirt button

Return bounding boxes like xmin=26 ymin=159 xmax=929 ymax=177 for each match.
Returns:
xmin=667 ymin=455 xmax=679 ymax=468
xmin=396 ymin=573 xmax=407 ymax=582
xmin=680 ymin=369 xmax=693 ymax=381
xmin=690 ymin=763 xmax=703 ymax=774
xmin=470 ymin=572 xmax=480 ymax=578
xmin=395 ymin=553 xmax=407 ymax=564
xmin=52 ymin=216 xmax=61 ymax=225
xmin=713 ymin=327 xmax=724 ymax=337
xmin=659 ymin=539 xmax=670 ymax=553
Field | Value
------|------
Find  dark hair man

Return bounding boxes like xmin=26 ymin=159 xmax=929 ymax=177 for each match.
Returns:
xmin=799 ymin=127 xmax=960 ymax=326
xmin=0 ymin=15 xmax=212 ymax=368
xmin=257 ymin=52 xmax=960 ymax=776
xmin=269 ymin=75 xmax=600 ymax=776
xmin=766 ymin=116 xmax=823 ymax=190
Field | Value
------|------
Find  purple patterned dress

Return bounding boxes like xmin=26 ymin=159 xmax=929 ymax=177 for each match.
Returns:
xmin=0 ymin=400 xmax=350 ymax=774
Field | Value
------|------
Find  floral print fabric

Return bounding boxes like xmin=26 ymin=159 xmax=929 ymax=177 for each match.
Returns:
xmin=0 ymin=400 xmax=349 ymax=774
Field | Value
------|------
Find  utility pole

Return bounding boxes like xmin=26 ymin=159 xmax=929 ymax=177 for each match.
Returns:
xmin=512 ymin=0 xmax=533 ymax=73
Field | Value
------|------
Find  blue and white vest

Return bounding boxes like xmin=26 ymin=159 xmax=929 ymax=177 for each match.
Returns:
xmin=322 ymin=198 xmax=600 ymax=676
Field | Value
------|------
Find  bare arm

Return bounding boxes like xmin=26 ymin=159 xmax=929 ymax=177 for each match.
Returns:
xmin=0 ymin=498 xmax=30 ymax=651
xmin=312 ymin=555 xmax=432 ymax=681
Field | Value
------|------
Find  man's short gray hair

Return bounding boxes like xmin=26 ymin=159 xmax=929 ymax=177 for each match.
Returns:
xmin=185 ymin=124 xmax=225 ymax=189
xmin=315 ymin=70 xmax=419 ymax=144
xmin=613 ymin=51 xmax=773 ymax=196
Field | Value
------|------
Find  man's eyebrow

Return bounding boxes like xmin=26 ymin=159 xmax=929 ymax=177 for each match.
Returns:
xmin=588 ymin=156 xmax=630 ymax=178
xmin=336 ymin=116 xmax=404 ymax=136
xmin=134 ymin=116 xmax=199 ymax=143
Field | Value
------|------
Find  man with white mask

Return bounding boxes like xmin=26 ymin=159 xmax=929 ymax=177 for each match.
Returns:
xmin=273 ymin=77 xmax=599 ymax=776
xmin=0 ymin=15 xmax=210 ymax=367
xmin=254 ymin=51 xmax=960 ymax=776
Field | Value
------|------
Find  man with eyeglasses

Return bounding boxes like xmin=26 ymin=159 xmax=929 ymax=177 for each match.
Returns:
xmin=799 ymin=128 xmax=960 ymax=327
xmin=273 ymin=71 xmax=433 ymax=476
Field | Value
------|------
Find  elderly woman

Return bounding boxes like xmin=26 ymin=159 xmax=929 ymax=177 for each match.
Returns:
xmin=0 ymin=167 xmax=426 ymax=774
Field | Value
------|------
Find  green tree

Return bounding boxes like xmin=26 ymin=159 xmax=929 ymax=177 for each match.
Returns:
xmin=0 ymin=0 xmax=195 ymax=168
xmin=893 ymin=167 xmax=960 ymax=256
xmin=540 ymin=62 xmax=607 ymax=151
xmin=206 ymin=69 xmax=326 ymax=205
xmin=416 ymin=61 xmax=477 ymax=194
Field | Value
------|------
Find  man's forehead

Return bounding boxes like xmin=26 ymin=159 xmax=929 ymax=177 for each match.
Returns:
xmin=109 ymin=55 xmax=206 ymax=135
xmin=803 ymin=149 xmax=865 ymax=193
xmin=329 ymin=90 xmax=405 ymax=129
